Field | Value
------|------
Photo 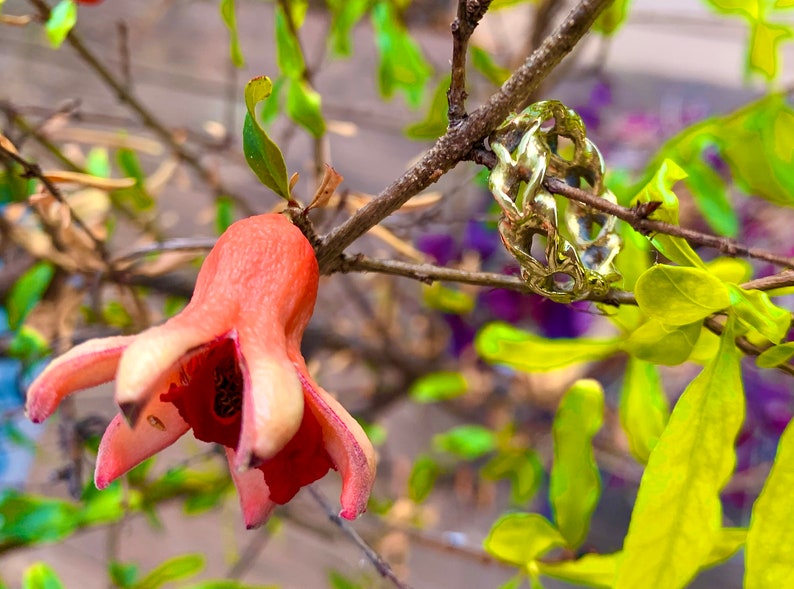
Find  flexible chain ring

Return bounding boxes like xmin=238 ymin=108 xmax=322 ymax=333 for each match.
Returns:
xmin=488 ymin=101 xmax=622 ymax=303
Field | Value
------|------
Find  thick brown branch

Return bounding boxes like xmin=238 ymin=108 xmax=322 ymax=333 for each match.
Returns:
xmin=316 ymin=0 xmax=613 ymax=273
xmin=544 ymin=177 xmax=794 ymax=269
xmin=448 ymin=0 xmax=493 ymax=123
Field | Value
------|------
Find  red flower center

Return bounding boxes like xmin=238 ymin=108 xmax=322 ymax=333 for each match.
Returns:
xmin=160 ymin=337 xmax=335 ymax=505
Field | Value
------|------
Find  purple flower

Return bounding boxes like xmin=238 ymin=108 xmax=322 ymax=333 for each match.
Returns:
xmin=417 ymin=234 xmax=459 ymax=266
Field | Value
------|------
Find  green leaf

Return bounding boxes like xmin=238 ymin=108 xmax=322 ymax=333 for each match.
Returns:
xmin=484 ymin=513 xmax=565 ymax=568
xmin=135 ymin=554 xmax=204 ymax=589
xmin=45 ymin=0 xmax=77 ymax=48
xmin=630 ymin=159 xmax=705 ymax=266
xmin=404 ymin=75 xmax=450 ymax=140
xmin=23 ymin=563 xmax=64 ymax=589
xmin=622 ymin=318 xmax=701 ymax=365
xmin=86 ymin=147 xmax=110 ymax=178
xmin=593 ymin=0 xmax=632 ymax=35
xmin=614 ymin=317 xmax=744 ymax=589
xmin=243 ymin=76 xmax=290 ymax=199
xmin=214 ymin=196 xmax=235 ymax=235
xmin=538 ymin=552 xmax=620 ymax=589
xmin=109 ymin=562 xmax=139 ymax=589
xmin=219 ymin=0 xmax=245 ymax=67
xmin=476 ymin=322 xmax=622 ymax=372
xmin=115 ymin=148 xmax=154 ymax=210
xmin=371 ymin=1 xmax=432 ymax=107
xmin=619 ymin=359 xmax=669 ymax=464
xmin=470 ymin=46 xmax=510 ymax=86
xmin=728 ymin=285 xmax=792 ymax=343
xmin=481 ymin=450 xmax=543 ymax=505
xmin=422 ymin=283 xmax=475 ymax=314
xmin=635 ymin=265 xmax=731 ymax=325
xmin=408 ymin=454 xmax=441 ymax=503
xmin=274 ymin=5 xmax=305 ymax=78
xmin=705 ymin=257 xmax=752 ymax=284
xmin=326 ymin=0 xmax=369 ymax=57
xmin=708 ymin=527 xmax=746 ymax=566
xmin=328 ymin=570 xmax=362 ymax=589
xmin=746 ymin=419 xmax=794 ymax=589
xmin=433 ymin=425 xmax=496 ymax=460
xmin=285 ymin=78 xmax=326 ymax=138
xmin=6 ymin=261 xmax=54 ymax=329
xmin=102 ymin=301 xmax=133 ymax=329
xmin=7 ymin=325 xmax=50 ymax=362
xmin=550 ymin=379 xmax=604 ymax=549
xmin=0 ymin=491 xmax=80 ymax=549
xmin=409 ymin=371 xmax=468 ymax=403
xmin=747 ymin=19 xmax=792 ymax=79
xmin=756 ymin=341 xmax=794 ymax=368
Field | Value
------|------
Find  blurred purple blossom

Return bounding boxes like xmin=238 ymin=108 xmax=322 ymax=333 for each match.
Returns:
xmin=463 ymin=220 xmax=499 ymax=261
xmin=417 ymin=233 xmax=458 ymax=266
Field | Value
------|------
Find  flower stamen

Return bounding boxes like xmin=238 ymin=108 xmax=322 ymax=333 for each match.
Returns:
xmin=213 ymin=356 xmax=243 ymax=419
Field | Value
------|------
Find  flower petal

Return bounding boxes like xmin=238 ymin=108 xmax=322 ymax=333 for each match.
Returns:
xmin=225 ymin=447 xmax=276 ymax=529
xmin=296 ymin=366 xmax=376 ymax=520
xmin=95 ymin=394 xmax=189 ymax=489
xmin=234 ymin=335 xmax=304 ymax=470
xmin=26 ymin=335 xmax=135 ymax=423
xmin=115 ymin=315 xmax=227 ymax=423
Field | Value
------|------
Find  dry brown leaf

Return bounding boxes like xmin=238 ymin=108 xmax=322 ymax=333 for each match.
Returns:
xmin=125 ymin=250 xmax=203 ymax=277
xmin=346 ymin=191 xmax=443 ymax=214
xmin=308 ymin=165 xmax=344 ymax=211
xmin=50 ymin=127 xmax=164 ymax=155
xmin=44 ymin=170 xmax=136 ymax=190
xmin=0 ymin=132 xmax=19 ymax=155
xmin=326 ymin=120 xmax=358 ymax=137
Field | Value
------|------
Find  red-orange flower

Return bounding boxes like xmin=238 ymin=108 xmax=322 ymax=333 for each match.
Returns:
xmin=26 ymin=213 xmax=376 ymax=527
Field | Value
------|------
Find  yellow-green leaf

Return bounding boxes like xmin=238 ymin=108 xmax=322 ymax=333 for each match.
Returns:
xmin=484 ymin=513 xmax=565 ymax=568
xmin=219 ymin=0 xmax=245 ymax=67
xmin=635 ymin=265 xmax=731 ymax=325
xmin=614 ymin=317 xmax=744 ymax=589
xmin=550 ymin=379 xmax=604 ymax=549
xmin=622 ymin=318 xmax=701 ymax=365
xmin=476 ymin=322 xmax=622 ymax=372
xmin=619 ymin=358 xmax=669 ymax=464
xmin=756 ymin=341 xmax=794 ymax=368
xmin=538 ymin=552 xmax=620 ymax=589
xmin=746 ymin=420 xmax=794 ymax=589
xmin=748 ymin=19 xmax=792 ymax=79
xmin=45 ymin=0 xmax=76 ymax=48
xmin=728 ymin=285 xmax=792 ymax=343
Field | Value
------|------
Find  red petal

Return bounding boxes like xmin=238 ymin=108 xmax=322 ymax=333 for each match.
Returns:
xmin=296 ymin=365 xmax=376 ymax=520
xmin=225 ymin=447 xmax=276 ymax=529
xmin=95 ymin=395 xmax=189 ymax=488
xmin=26 ymin=335 xmax=134 ymax=423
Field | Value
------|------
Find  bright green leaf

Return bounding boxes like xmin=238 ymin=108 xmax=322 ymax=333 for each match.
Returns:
xmin=619 ymin=358 xmax=669 ymax=464
xmin=285 ymin=78 xmax=326 ymax=138
xmin=756 ymin=341 xmax=794 ymax=368
xmin=85 ymin=147 xmax=110 ymax=178
xmin=746 ymin=420 xmax=794 ymax=589
xmin=22 ymin=563 xmax=64 ymax=589
xmin=593 ymin=0 xmax=632 ymax=35
xmin=484 ymin=513 xmax=565 ymax=568
xmin=470 ymin=46 xmax=510 ymax=86
xmin=219 ymin=0 xmax=245 ymax=67
xmin=497 ymin=575 xmax=524 ymax=589
xmin=405 ymin=75 xmax=450 ymax=140
xmin=215 ymin=196 xmax=235 ymax=235
xmin=409 ymin=371 xmax=468 ymax=403
xmin=614 ymin=317 xmax=744 ymax=589
xmin=631 ymin=159 xmax=705 ymax=266
xmin=706 ymin=257 xmax=752 ymax=283
xmin=7 ymin=325 xmax=50 ymax=362
xmin=45 ymin=0 xmax=77 ymax=48
xmin=538 ymin=552 xmax=620 ymax=589
xmin=622 ymin=318 xmax=701 ymax=365
xmin=728 ymin=285 xmax=792 ymax=343
xmin=275 ymin=5 xmax=305 ymax=78
xmin=371 ymin=1 xmax=432 ymax=107
xmin=326 ymin=0 xmax=369 ymax=57
xmin=135 ymin=554 xmax=204 ymax=589
xmin=6 ymin=262 xmax=54 ymax=329
xmin=481 ymin=450 xmax=543 ymax=505
xmin=635 ymin=265 xmax=731 ymax=325
xmin=476 ymin=322 xmax=622 ymax=372
xmin=243 ymin=76 xmax=290 ymax=199
xmin=433 ymin=425 xmax=496 ymax=460
xmin=423 ymin=283 xmax=475 ymax=314
xmin=109 ymin=562 xmax=139 ymax=589
xmin=328 ymin=569 xmax=362 ymax=589
xmin=550 ymin=379 xmax=604 ymax=549
xmin=408 ymin=454 xmax=441 ymax=503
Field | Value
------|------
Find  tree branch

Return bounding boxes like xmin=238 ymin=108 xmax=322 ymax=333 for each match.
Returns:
xmin=316 ymin=0 xmax=613 ymax=273
xmin=447 ymin=0 xmax=493 ymax=124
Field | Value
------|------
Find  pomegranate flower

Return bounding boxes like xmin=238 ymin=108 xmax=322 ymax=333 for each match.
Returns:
xmin=26 ymin=213 xmax=376 ymax=527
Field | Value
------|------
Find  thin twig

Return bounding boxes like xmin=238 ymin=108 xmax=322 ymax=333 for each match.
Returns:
xmin=316 ymin=0 xmax=614 ymax=273
xmin=448 ymin=0 xmax=493 ymax=124
xmin=704 ymin=316 xmax=794 ymax=377
xmin=0 ymin=143 xmax=109 ymax=262
xmin=27 ymin=0 xmax=255 ymax=216
xmin=543 ymin=177 xmax=794 ymax=269
xmin=307 ymin=485 xmax=415 ymax=589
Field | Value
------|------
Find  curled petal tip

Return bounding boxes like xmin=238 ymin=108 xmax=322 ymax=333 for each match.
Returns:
xmin=339 ymin=507 xmax=361 ymax=521
xmin=119 ymin=401 xmax=142 ymax=427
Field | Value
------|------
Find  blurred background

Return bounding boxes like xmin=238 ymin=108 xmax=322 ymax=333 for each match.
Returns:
xmin=1 ymin=0 xmax=793 ymax=587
